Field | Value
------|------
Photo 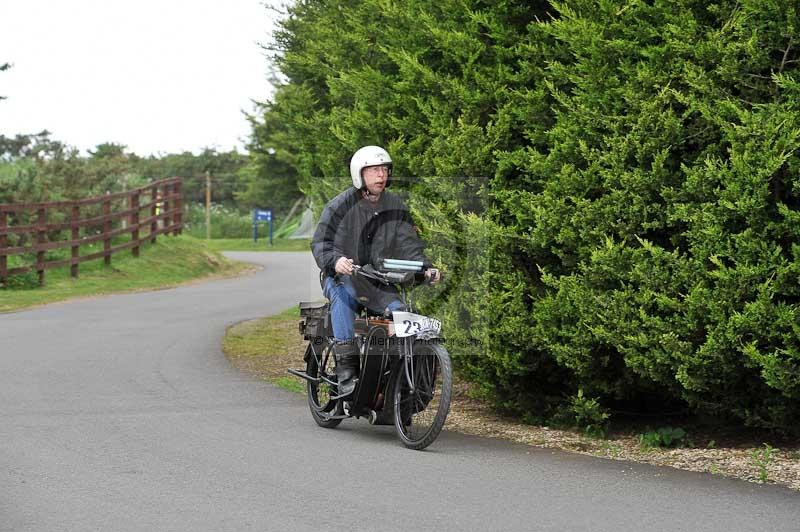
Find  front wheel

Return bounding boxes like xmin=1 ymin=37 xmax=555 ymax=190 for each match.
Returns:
xmin=306 ymin=339 xmax=342 ymax=429
xmin=393 ymin=341 xmax=452 ymax=450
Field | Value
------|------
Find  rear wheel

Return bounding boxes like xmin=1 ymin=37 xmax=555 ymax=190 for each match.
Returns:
xmin=306 ymin=339 xmax=342 ymax=428
xmin=393 ymin=341 xmax=452 ymax=450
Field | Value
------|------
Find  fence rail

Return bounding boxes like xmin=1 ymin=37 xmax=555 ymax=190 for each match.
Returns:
xmin=0 ymin=177 xmax=183 ymax=286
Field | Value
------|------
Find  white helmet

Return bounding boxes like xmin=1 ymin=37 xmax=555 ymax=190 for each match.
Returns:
xmin=349 ymin=145 xmax=392 ymax=189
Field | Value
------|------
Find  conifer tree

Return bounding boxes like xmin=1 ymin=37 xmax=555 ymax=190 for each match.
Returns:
xmin=250 ymin=0 xmax=800 ymax=432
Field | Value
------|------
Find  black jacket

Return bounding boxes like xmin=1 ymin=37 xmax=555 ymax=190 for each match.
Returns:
xmin=311 ymin=188 xmax=428 ymax=278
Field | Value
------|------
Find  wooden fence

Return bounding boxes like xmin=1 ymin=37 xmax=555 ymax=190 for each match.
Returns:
xmin=0 ymin=177 xmax=183 ymax=287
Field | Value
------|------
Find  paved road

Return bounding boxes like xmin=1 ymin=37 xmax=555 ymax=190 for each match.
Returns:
xmin=1 ymin=252 xmax=798 ymax=532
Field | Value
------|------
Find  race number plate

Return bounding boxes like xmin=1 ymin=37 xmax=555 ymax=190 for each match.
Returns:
xmin=392 ymin=311 xmax=442 ymax=338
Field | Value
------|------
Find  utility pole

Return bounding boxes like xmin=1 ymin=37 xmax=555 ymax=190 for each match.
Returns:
xmin=205 ymin=171 xmax=211 ymax=240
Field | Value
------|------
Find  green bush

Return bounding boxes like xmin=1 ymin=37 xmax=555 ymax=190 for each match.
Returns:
xmin=2 ymin=271 xmax=39 ymax=290
xmin=454 ymin=0 xmax=800 ymax=434
xmin=751 ymin=443 xmax=779 ymax=483
xmin=638 ymin=427 xmax=689 ymax=449
xmin=251 ymin=0 xmax=800 ymax=434
xmin=552 ymin=389 xmax=610 ymax=438
xmin=183 ymin=203 xmax=253 ymax=239
xmin=2 ymin=251 xmax=68 ymax=289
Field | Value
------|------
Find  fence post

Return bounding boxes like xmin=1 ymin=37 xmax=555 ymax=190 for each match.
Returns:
xmin=103 ymin=198 xmax=111 ymax=266
xmin=131 ymin=191 xmax=140 ymax=257
xmin=36 ymin=207 xmax=46 ymax=285
xmin=163 ymin=183 xmax=172 ymax=233
xmin=205 ymin=172 xmax=211 ymax=240
xmin=151 ymin=186 xmax=158 ymax=243
xmin=0 ymin=210 xmax=7 ymax=287
xmin=173 ymin=179 xmax=183 ymax=236
xmin=71 ymin=205 xmax=80 ymax=278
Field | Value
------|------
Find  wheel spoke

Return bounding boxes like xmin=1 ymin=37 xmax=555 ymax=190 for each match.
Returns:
xmin=307 ymin=340 xmax=342 ymax=428
xmin=393 ymin=342 xmax=452 ymax=450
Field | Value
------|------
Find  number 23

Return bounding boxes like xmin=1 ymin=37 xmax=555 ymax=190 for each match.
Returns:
xmin=403 ymin=320 xmax=421 ymax=334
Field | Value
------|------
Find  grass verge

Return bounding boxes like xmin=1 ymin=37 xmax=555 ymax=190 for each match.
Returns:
xmin=223 ymin=306 xmax=307 ymax=393
xmin=0 ymin=235 xmax=252 ymax=313
xmin=202 ymin=238 xmax=311 ymax=252
xmin=223 ymin=307 xmax=800 ymax=491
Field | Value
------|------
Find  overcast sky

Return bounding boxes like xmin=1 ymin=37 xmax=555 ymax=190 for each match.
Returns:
xmin=0 ymin=0 xmax=282 ymax=156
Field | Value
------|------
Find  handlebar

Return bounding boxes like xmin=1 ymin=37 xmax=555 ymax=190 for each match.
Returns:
xmin=352 ymin=263 xmax=432 ymax=286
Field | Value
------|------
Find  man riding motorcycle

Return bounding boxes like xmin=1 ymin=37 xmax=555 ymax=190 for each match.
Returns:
xmin=310 ymin=145 xmax=441 ymax=398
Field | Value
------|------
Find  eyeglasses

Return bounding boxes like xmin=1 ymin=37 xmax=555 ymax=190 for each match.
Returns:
xmin=363 ymin=164 xmax=391 ymax=175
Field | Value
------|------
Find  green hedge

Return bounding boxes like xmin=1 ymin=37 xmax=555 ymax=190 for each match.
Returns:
xmin=253 ymin=0 xmax=800 ymax=433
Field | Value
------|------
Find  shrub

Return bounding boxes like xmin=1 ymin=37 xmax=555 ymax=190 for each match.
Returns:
xmin=638 ymin=427 xmax=689 ymax=449
xmin=250 ymin=0 xmax=800 ymax=433
xmin=183 ymin=203 xmax=253 ymax=239
xmin=751 ymin=443 xmax=779 ymax=483
xmin=2 ymin=271 xmax=39 ymax=290
xmin=552 ymin=389 xmax=610 ymax=438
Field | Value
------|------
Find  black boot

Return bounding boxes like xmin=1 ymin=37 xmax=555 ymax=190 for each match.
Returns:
xmin=334 ymin=341 xmax=359 ymax=399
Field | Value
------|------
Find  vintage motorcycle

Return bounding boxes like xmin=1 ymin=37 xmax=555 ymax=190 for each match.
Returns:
xmin=289 ymin=259 xmax=452 ymax=450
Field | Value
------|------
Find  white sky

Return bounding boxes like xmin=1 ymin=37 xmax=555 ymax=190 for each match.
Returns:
xmin=0 ymin=0 xmax=283 ymax=156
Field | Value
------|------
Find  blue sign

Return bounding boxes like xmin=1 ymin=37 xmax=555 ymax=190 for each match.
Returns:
xmin=254 ymin=209 xmax=272 ymax=222
xmin=252 ymin=208 xmax=273 ymax=246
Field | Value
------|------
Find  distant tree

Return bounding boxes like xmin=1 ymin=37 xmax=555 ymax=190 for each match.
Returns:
xmin=88 ymin=142 xmax=129 ymax=159
xmin=2 ymin=137 xmax=139 ymax=203
xmin=238 ymin=103 xmax=302 ymax=217
xmin=82 ymin=142 xmax=146 ymax=193
xmin=0 ymin=131 xmax=65 ymax=161
xmin=1 ymin=131 xmax=248 ymax=216
xmin=135 ymin=147 xmax=247 ymax=206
